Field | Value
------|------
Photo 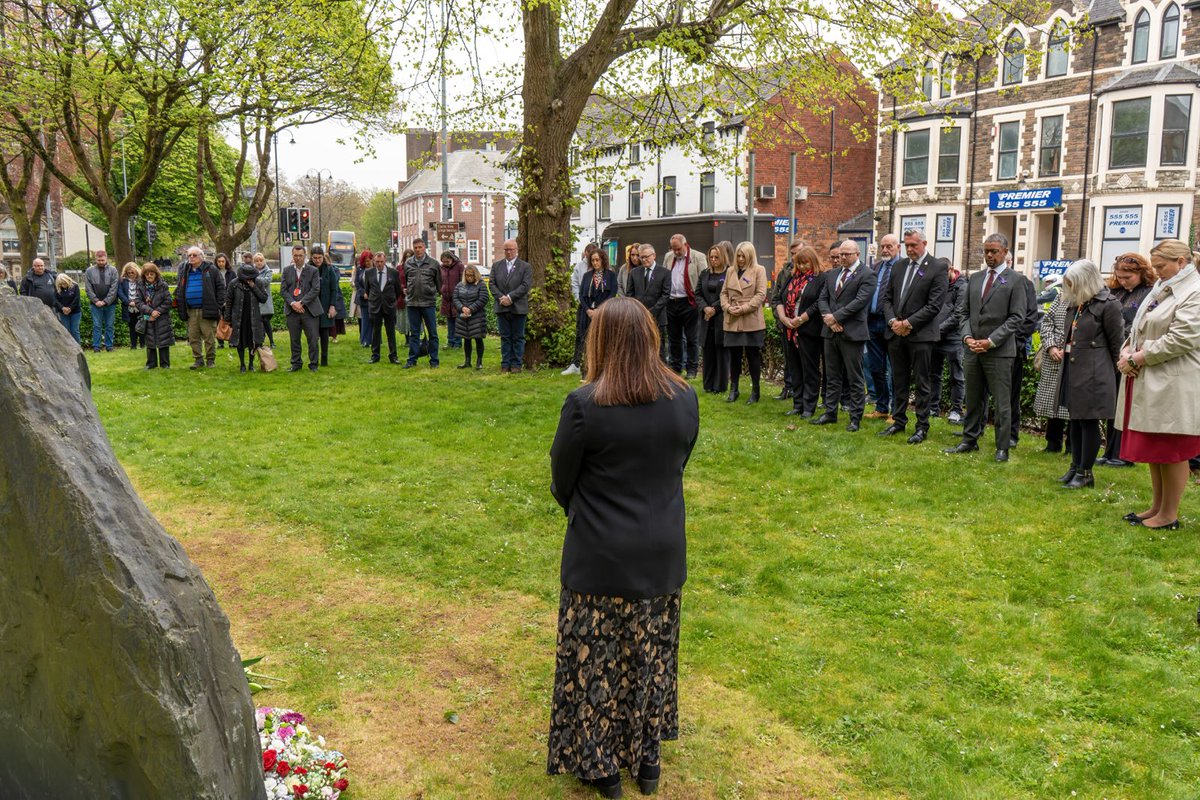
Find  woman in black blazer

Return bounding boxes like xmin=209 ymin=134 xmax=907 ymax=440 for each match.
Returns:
xmin=772 ymin=245 xmax=827 ymax=417
xmin=547 ymin=297 xmax=700 ymax=799
xmin=578 ymin=249 xmax=618 ymax=375
xmin=697 ymin=241 xmax=731 ymax=393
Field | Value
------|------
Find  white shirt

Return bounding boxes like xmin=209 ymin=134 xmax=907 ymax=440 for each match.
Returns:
xmin=669 ymin=251 xmax=689 ymax=298
xmin=375 ymin=267 xmax=387 ymax=289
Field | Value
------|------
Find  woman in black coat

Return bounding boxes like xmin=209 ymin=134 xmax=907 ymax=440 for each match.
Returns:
xmin=135 ymin=263 xmax=175 ymax=369
xmin=1100 ymin=252 xmax=1157 ymax=467
xmin=697 ymin=242 xmax=731 ymax=393
xmin=1057 ymin=259 xmax=1124 ymax=489
xmin=772 ymin=244 xmax=827 ymax=417
xmin=54 ymin=274 xmax=83 ymax=345
xmin=223 ymin=263 xmax=268 ymax=373
xmin=547 ymin=298 xmax=698 ymax=799
xmin=452 ymin=265 xmax=489 ymax=369
xmin=578 ymin=250 xmax=617 ymax=377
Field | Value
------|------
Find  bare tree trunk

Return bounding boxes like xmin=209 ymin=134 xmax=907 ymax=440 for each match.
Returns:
xmin=107 ymin=207 xmax=133 ymax=265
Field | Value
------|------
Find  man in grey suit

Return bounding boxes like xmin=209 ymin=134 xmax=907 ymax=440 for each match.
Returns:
xmin=280 ymin=244 xmax=322 ymax=372
xmin=490 ymin=239 xmax=533 ymax=372
xmin=812 ymin=240 xmax=877 ymax=432
xmin=662 ymin=233 xmax=708 ymax=378
xmin=880 ymin=228 xmax=949 ymax=444
xmin=944 ymin=233 xmax=1028 ymax=462
xmin=630 ymin=243 xmax=671 ymax=360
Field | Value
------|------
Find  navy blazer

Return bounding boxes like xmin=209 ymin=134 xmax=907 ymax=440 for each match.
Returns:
xmin=817 ymin=263 xmax=877 ymax=342
xmin=579 ymin=269 xmax=617 ymax=310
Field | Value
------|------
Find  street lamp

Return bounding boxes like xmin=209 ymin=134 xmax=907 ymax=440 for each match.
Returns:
xmin=305 ymin=168 xmax=333 ymax=246
xmin=273 ymin=131 xmax=295 ymax=248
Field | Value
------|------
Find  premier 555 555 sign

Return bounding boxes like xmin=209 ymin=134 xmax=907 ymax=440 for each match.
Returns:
xmin=988 ymin=188 xmax=1063 ymax=211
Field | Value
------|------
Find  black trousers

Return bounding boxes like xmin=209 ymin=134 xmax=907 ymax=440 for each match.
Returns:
xmin=822 ymin=335 xmax=866 ymax=421
xmin=262 ymin=315 xmax=274 ymax=346
xmin=888 ymin=338 xmax=934 ymax=430
xmin=371 ymin=308 xmax=398 ymax=359
xmin=319 ymin=328 xmax=331 ymax=365
xmin=727 ymin=345 xmax=761 ymax=389
xmin=929 ymin=341 xmax=965 ymax=415
xmin=785 ymin=334 xmax=823 ymax=414
xmin=700 ymin=323 xmax=728 ymax=393
xmin=146 ymin=346 xmax=170 ymax=368
xmin=962 ymin=351 xmax=1013 ymax=450
xmin=127 ymin=311 xmax=143 ymax=348
xmin=666 ymin=298 xmax=699 ymax=373
xmin=287 ymin=313 xmax=319 ymax=368
xmin=464 ymin=337 xmax=485 ymax=364
xmin=571 ymin=306 xmax=588 ymax=365
xmin=1070 ymin=419 xmax=1102 ymax=470
xmin=657 ymin=323 xmax=668 ymax=362
xmin=1008 ymin=349 xmax=1028 ymax=445
xmin=778 ymin=323 xmax=796 ymax=394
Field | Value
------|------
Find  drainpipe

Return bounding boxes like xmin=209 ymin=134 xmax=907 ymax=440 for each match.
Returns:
xmin=888 ymin=97 xmax=897 ymax=232
xmin=1078 ymin=28 xmax=1100 ymax=257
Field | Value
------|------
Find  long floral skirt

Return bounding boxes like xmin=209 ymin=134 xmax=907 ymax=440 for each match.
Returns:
xmin=546 ymin=588 xmax=681 ymax=781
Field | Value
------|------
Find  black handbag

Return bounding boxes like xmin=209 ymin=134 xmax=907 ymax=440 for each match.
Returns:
xmin=135 ymin=316 xmax=147 ymax=335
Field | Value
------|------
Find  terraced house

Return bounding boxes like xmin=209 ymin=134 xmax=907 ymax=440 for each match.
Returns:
xmin=875 ymin=0 xmax=1200 ymax=277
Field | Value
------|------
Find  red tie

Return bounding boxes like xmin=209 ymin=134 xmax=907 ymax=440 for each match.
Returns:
xmin=982 ymin=269 xmax=997 ymax=300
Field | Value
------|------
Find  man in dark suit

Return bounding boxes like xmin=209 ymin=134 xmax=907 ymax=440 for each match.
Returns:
xmin=280 ymin=244 xmax=322 ymax=372
xmin=490 ymin=239 xmax=533 ymax=372
xmin=630 ymin=243 xmax=671 ymax=360
xmin=944 ymin=234 xmax=1028 ymax=462
xmin=812 ymin=240 xmax=877 ymax=431
xmin=880 ymin=228 xmax=949 ymax=444
xmin=362 ymin=250 xmax=402 ymax=364
xmin=865 ymin=233 xmax=899 ymax=418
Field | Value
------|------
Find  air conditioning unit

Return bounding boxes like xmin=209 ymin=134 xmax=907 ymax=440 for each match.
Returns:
xmin=793 ymin=186 xmax=809 ymax=201
xmin=757 ymin=184 xmax=777 ymax=200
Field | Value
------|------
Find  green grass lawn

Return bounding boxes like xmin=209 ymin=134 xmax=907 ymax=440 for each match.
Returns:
xmin=86 ymin=333 xmax=1199 ymax=799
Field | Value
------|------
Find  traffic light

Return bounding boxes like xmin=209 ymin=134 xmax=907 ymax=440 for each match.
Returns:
xmin=299 ymin=208 xmax=311 ymax=240
xmin=146 ymin=221 xmax=157 ymax=244
xmin=279 ymin=208 xmax=291 ymax=238
xmin=287 ymin=207 xmax=300 ymax=239
xmin=390 ymin=229 xmax=399 ymax=249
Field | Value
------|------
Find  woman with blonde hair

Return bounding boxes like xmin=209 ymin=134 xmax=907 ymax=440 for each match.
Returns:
xmin=1117 ymin=239 xmax=1200 ymax=532
xmin=118 ymin=262 xmax=143 ymax=349
xmin=452 ymin=264 xmax=490 ymax=369
xmin=547 ymin=297 xmax=698 ymax=799
xmin=54 ymin=273 xmax=82 ymax=344
xmin=719 ymin=240 xmax=768 ymax=403
xmin=1055 ymin=260 xmax=1123 ymax=489
xmin=1099 ymin=252 xmax=1157 ymax=467
xmin=697 ymin=241 xmax=733 ymax=393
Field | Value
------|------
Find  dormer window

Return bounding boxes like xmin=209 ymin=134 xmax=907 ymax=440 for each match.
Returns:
xmin=1046 ymin=23 xmax=1069 ymax=77
xmin=1131 ymin=10 xmax=1150 ymax=64
xmin=1002 ymin=31 xmax=1025 ymax=85
xmin=1160 ymin=3 xmax=1180 ymax=59
xmin=939 ymin=60 xmax=954 ymax=97
xmin=922 ymin=59 xmax=935 ymax=100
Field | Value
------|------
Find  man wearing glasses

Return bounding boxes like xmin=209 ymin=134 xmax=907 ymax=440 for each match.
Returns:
xmin=280 ymin=244 xmax=322 ymax=372
xmin=174 ymin=246 xmax=226 ymax=369
xmin=812 ymin=241 xmax=877 ymax=431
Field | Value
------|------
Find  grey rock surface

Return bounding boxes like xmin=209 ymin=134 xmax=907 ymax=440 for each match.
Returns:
xmin=0 ymin=295 xmax=266 ymax=799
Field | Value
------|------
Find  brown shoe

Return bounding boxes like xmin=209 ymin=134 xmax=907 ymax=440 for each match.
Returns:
xmin=500 ymin=366 xmax=510 ymax=373
xmin=864 ymin=411 xmax=889 ymax=420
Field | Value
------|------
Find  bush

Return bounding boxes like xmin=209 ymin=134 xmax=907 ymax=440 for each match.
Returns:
xmin=57 ymin=251 xmax=91 ymax=273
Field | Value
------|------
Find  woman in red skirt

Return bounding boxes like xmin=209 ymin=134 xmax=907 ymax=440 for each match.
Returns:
xmin=1116 ymin=239 xmax=1200 ymax=530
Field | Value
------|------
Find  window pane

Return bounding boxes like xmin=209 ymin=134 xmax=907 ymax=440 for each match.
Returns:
xmin=1003 ymin=32 xmax=1024 ymax=84
xmin=903 ymin=130 xmax=929 ymax=185
xmin=938 ymin=128 xmax=961 ymax=182
xmin=1161 ymin=5 xmax=1179 ymax=59
xmin=1047 ymin=34 xmax=1068 ymax=77
xmin=905 ymin=129 xmax=929 ymax=158
xmin=1040 ymin=115 xmax=1063 ymax=176
xmin=999 ymin=121 xmax=1020 ymax=150
xmin=1132 ymin=13 xmax=1149 ymax=63
xmin=922 ymin=60 xmax=934 ymax=100
xmin=998 ymin=152 xmax=1017 ymax=180
xmin=629 ymin=181 xmax=641 ymax=217
xmin=1110 ymin=98 xmax=1150 ymax=168
xmin=940 ymin=61 xmax=954 ymax=97
xmin=1161 ymin=95 xmax=1191 ymax=166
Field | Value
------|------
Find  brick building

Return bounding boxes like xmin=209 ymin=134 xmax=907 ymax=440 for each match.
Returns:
xmin=395 ymin=148 xmax=515 ymax=269
xmin=874 ymin=0 xmax=1200 ymax=278
xmin=573 ymin=60 xmax=877 ymax=273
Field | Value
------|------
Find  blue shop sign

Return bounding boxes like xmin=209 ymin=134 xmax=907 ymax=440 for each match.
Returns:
xmin=989 ymin=188 xmax=1063 ymax=211
xmin=1037 ymin=259 xmax=1071 ymax=278
xmin=773 ymin=217 xmax=792 ymax=235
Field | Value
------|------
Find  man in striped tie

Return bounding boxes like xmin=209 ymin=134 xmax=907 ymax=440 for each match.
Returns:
xmin=811 ymin=240 xmax=877 ymax=432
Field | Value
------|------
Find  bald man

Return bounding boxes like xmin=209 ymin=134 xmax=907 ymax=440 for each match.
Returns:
xmin=865 ymin=233 xmax=899 ymax=418
xmin=813 ymin=240 xmax=877 ymax=431
xmin=662 ymin=233 xmax=708 ymax=378
xmin=490 ymin=239 xmax=532 ymax=372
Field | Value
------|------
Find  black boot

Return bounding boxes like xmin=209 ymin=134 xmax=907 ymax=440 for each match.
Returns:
xmin=1064 ymin=470 xmax=1095 ymax=489
xmin=1058 ymin=467 xmax=1078 ymax=484
xmin=726 ymin=382 xmax=740 ymax=403
xmin=746 ymin=384 xmax=760 ymax=404
xmin=636 ymin=762 xmax=660 ymax=795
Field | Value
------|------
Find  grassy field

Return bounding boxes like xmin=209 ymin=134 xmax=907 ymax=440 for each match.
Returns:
xmin=85 ymin=333 xmax=1199 ymax=800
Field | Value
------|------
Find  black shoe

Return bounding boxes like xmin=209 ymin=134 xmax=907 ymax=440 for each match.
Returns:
xmin=995 ymin=449 xmax=1009 ymax=462
xmin=846 ymin=420 xmax=860 ymax=432
xmin=685 ymin=371 xmax=697 ymax=380
xmin=1135 ymin=519 xmax=1181 ymax=530
xmin=1009 ymin=438 xmax=1018 ymax=448
xmin=878 ymin=423 xmax=904 ymax=437
xmin=811 ymin=413 xmax=837 ymax=425
xmin=784 ymin=408 xmax=804 ymax=416
xmin=389 ymin=356 xmax=401 ymax=364
xmin=636 ymin=762 xmax=660 ymax=795
xmin=239 ymin=366 xmax=247 ymax=373
xmin=369 ymin=356 xmax=380 ymax=363
xmin=584 ymin=774 xmax=622 ymax=799
xmin=1058 ymin=468 xmax=1078 ymax=484
xmin=476 ymin=363 xmax=484 ymax=370
xmin=320 ymin=360 xmax=328 ymax=367
xmin=1043 ymin=444 xmax=1063 ymax=453
xmin=774 ymin=389 xmax=791 ymax=400
xmin=309 ymin=365 xmax=318 ymax=372
xmin=403 ymin=363 xmax=416 ymax=369
xmin=458 ymin=362 xmax=471 ymax=369
xmin=798 ymin=411 xmax=813 ymax=419
xmin=943 ymin=442 xmax=978 ymax=454
xmin=189 ymin=360 xmax=204 ymax=370
xmin=288 ymin=366 xmax=302 ymax=372
xmin=726 ymin=387 xmax=740 ymax=402
xmin=1064 ymin=470 xmax=1094 ymax=489
xmin=1104 ymin=458 xmax=1135 ymax=468
xmin=907 ymin=430 xmax=927 ymax=444
xmin=1123 ymin=511 xmax=1147 ymax=523
xmin=206 ymin=360 xmax=215 ymax=368
xmin=746 ymin=389 xmax=760 ymax=404
xmin=430 ymin=363 xmax=440 ymax=369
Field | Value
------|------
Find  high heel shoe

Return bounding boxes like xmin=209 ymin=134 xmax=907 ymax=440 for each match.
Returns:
xmin=726 ymin=387 xmax=740 ymax=403
xmin=636 ymin=762 xmax=660 ymax=795
xmin=1057 ymin=468 xmax=1077 ymax=484
xmin=745 ymin=388 xmax=760 ymax=404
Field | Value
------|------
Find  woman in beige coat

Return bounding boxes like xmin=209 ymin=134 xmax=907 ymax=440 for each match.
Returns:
xmin=1116 ymin=239 xmax=1200 ymax=532
xmin=720 ymin=240 xmax=768 ymax=404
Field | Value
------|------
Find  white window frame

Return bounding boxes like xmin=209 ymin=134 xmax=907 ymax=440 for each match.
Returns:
xmin=467 ymin=239 xmax=480 ymax=263
xmin=995 ymin=119 xmax=1022 ymax=181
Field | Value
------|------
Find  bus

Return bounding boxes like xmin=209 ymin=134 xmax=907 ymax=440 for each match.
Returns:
xmin=326 ymin=231 xmax=356 ymax=274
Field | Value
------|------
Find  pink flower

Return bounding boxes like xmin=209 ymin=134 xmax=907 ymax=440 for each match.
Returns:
xmin=279 ymin=725 xmax=295 ymax=740
xmin=281 ymin=711 xmax=306 ymax=725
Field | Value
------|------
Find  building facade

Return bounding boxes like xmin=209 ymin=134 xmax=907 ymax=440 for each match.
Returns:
xmin=2 ymin=205 xmax=108 ymax=275
xmin=875 ymin=0 xmax=1200 ymax=277
xmin=572 ymin=65 xmax=877 ymax=273
xmin=396 ymin=148 xmax=516 ymax=268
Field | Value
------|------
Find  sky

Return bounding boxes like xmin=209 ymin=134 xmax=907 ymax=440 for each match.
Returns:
xmin=277 ymin=122 xmax=409 ymax=194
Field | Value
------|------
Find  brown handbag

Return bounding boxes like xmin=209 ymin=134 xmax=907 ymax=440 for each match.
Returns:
xmin=257 ymin=346 xmax=277 ymax=372
xmin=216 ymin=318 xmax=232 ymax=341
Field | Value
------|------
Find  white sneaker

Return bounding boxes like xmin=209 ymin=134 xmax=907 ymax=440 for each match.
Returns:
xmin=560 ymin=363 xmax=581 ymax=376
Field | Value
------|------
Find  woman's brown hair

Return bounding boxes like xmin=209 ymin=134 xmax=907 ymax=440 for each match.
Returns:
xmin=1106 ymin=252 xmax=1157 ymax=289
xmin=463 ymin=264 xmax=481 ymax=283
xmin=585 ymin=297 xmax=689 ymax=406
xmin=793 ymin=246 xmax=821 ymax=273
xmin=141 ymin=263 xmax=161 ymax=282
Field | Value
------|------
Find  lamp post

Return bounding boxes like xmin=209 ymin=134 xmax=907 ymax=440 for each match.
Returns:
xmin=306 ymin=168 xmax=333 ymax=246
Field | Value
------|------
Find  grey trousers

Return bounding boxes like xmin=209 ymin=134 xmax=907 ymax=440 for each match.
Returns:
xmin=823 ymin=334 xmax=867 ymax=421
xmin=962 ymin=350 xmax=1013 ymax=450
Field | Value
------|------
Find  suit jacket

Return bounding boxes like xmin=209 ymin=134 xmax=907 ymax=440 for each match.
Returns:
xmin=550 ymin=382 xmax=700 ymax=599
xmin=490 ymin=257 xmax=533 ymax=315
xmin=936 ymin=274 xmax=967 ymax=342
xmin=959 ymin=266 xmax=1028 ymax=357
xmin=817 ymin=262 xmax=877 ymax=342
xmin=662 ymin=248 xmax=709 ymax=304
xmin=362 ymin=266 xmax=402 ymax=315
xmin=882 ymin=254 xmax=950 ymax=342
xmin=1014 ymin=272 xmax=1038 ymax=349
xmin=280 ymin=264 xmax=321 ymax=317
xmin=630 ymin=264 xmax=671 ymax=325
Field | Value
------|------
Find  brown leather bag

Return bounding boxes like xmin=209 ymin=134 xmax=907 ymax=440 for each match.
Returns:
xmin=216 ymin=318 xmax=232 ymax=341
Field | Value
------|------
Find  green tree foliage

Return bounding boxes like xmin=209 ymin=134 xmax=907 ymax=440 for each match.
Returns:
xmin=358 ymin=191 xmax=397 ymax=254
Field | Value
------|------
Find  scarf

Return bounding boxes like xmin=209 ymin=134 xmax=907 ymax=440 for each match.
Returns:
xmin=1129 ymin=264 xmax=1196 ymax=349
xmin=784 ymin=270 xmax=812 ymax=344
